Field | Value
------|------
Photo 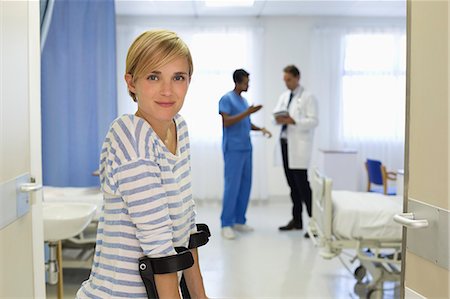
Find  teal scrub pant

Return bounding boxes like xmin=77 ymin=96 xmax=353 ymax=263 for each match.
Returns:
xmin=221 ymin=150 xmax=252 ymax=227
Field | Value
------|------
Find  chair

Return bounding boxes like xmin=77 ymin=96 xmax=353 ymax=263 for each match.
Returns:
xmin=365 ymin=159 xmax=397 ymax=195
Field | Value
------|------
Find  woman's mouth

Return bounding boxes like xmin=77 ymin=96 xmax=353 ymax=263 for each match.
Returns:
xmin=156 ymin=101 xmax=175 ymax=108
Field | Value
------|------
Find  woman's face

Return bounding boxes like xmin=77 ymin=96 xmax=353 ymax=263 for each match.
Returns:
xmin=127 ymin=57 xmax=190 ymax=124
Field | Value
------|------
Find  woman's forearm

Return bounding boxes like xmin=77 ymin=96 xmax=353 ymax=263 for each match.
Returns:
xmin=183 ymin=248 xmax=208 ymax=299
xmin=154 ymin=272 xmax=181 ymax=299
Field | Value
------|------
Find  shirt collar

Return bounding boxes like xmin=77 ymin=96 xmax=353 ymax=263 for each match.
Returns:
xmin=291 ymin=85 xmax=301 ymax=97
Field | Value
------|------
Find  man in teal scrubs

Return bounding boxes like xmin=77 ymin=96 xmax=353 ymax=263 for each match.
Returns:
xmin=219 ymin=69 xmax=271 ymax=239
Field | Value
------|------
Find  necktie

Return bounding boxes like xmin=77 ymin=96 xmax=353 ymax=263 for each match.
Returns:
xmin=281 ymin=92 xmax=294 ymax=133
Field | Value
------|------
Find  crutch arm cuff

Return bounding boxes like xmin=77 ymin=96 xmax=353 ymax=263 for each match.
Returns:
xmin=139 ymin=247 xmax=194 ymax=275
xmin=188 ymin=223 xmax=211 ymax=249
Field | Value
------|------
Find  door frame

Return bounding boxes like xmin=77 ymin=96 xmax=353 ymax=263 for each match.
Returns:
xmin=29 ymin=0 xmax=45 ymax=296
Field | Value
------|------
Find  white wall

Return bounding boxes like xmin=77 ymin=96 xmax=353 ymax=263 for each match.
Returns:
xmin=116 ymin=15 xmax=406 ymax=199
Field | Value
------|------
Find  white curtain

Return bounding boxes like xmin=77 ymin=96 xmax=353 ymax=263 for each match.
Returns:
xmin=116 ymin=21 xmax=266 ymax=201
xmin=311 ymin=26 xmax=406 ymax=190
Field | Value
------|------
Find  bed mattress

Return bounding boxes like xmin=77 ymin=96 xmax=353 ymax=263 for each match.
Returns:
xmin=43 ymin=186 xmax=104 ymax=220
xmin=332 ymin=190 xmax=402 ymax=240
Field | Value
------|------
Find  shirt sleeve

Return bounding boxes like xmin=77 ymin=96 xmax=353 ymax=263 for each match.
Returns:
xmin=272 ymin=93 xmax=287 ymax=125
xmin=114 ymin=158 xmax=177 ymax=258
xmin=219 ymin=95 xmax=231 ymax=115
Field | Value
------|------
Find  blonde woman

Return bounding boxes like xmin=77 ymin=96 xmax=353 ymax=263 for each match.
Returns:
xmin=77 ymin=30 xmax=207 ymax=299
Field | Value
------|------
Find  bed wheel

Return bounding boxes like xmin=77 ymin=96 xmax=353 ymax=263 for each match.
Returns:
xmin=354 ymin=265 xmax=367 ymax=282
xmin=353 ymin=282 xmax=367 ymax=296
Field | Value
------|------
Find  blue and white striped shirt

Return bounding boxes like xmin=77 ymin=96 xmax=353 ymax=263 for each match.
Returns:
xmin=77 ymin=114 xmax=196 ymax=298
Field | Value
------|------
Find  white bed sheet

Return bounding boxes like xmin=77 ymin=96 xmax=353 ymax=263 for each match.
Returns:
xmin=43 ymin=186 xmax=104 ymax=220
xmin=332 ymin=191 xmax=403 ymax=240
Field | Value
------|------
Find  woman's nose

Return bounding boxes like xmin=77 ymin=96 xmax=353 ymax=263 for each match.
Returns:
xmin=160 ymin=80 xmax=172 ymax=96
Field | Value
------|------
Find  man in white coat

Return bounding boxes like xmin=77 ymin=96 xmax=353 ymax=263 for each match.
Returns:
xmin=273 ymin=65 xmax=318 ymax=236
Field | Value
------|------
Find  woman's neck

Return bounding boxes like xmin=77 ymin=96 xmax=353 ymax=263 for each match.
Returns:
xmin=135 ymin=110 xmax=177 ymax=154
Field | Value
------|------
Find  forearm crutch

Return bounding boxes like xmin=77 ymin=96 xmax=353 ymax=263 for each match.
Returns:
xmin=139 ymin=224 xmax=211 ymax=299
xmin=139 ymin=247 xmax=194 ymax=299
xmin=179 ymin=224 xmax=211 ymax=299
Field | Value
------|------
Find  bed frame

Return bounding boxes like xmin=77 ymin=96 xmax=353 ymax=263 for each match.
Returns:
xmin=308 ymin=169 xmax=402 ymax=299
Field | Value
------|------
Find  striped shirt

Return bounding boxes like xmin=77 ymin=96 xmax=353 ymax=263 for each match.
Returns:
xmin=77 ymin=114 xmax=196 ymax=298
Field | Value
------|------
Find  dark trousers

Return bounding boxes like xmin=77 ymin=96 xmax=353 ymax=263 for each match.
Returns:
xmin=281 ymin=139 xmax=312 ymax=227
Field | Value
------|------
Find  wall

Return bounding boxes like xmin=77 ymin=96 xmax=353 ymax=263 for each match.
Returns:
xmin=116 ymin=14 xmax=406 ymax=199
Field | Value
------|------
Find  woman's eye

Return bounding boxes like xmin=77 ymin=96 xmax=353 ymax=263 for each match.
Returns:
xmin=173 ymin=75 xmax=185 ymax=81
xmin=147 ymin=74 xmax=158 ymax=81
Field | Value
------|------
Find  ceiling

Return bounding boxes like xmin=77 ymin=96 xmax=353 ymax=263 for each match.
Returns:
xmin=115 ymin=0 xmax=406 ymax=17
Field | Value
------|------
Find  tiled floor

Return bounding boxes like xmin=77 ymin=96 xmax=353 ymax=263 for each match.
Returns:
xmin=46 ymin=200 xmax=400 ymax=299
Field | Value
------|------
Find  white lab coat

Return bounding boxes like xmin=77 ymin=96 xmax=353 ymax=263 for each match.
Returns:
xmin=273 ymin=86 xmax=318 ymax=169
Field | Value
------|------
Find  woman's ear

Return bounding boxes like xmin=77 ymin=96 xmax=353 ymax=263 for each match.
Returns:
xmin=124 ymin=73 xmax=136 ymax=93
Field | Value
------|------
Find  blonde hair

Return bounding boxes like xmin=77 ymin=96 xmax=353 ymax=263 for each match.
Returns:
xmin=125 ymin=29 xmax=194 ymax=102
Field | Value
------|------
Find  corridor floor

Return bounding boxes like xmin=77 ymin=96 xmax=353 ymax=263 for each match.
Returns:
xmin=46 ymin=200 xmax=399 ymax=299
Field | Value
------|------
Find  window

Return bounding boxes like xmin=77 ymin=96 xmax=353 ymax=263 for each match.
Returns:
xmin=181 ymin=30 xmax=256 ymax=143
xmin=177 ymin=28 xmax=263 ymax=200
xmin=340 ymin=33 xmax=406 ymax=142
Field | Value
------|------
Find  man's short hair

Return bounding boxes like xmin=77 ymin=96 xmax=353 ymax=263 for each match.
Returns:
xmin=233 ymin=69 xmax=250 ymax=84
xmin=283 ymin=65 xmax=301 ymax=78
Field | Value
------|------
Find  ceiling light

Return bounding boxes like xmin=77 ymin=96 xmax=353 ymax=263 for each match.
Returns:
xmin=204 ymin=0 xmax=255 ymax=8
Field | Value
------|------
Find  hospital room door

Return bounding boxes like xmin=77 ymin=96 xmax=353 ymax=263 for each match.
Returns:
xmin=0 ymin=1 xmax=45 ymax=298
xmin=399 ymin=0 xmax=449 ymax=298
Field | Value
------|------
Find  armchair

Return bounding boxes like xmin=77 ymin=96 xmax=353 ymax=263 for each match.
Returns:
xmin=365 ymin=159 xmax=397 ymax=195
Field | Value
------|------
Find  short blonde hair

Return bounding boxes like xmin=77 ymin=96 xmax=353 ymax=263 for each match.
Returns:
xmin=125 ymin=29 xmax=194 ymax=102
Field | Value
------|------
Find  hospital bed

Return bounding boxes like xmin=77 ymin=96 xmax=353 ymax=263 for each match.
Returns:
xmin=307 ymin=169 xmax=403 ymax=299
xmin=43 ymin=186 xmax=103 ymax=269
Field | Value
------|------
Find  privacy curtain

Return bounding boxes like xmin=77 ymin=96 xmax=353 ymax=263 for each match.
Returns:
xmin=41 ymin=0 xmax=117 ymax=186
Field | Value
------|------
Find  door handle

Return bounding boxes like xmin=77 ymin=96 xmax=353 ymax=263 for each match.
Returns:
xmin=20 ymin=183 xmax=43 ymax=193
xmin=393 ymin=212 xmax=429 ymax=229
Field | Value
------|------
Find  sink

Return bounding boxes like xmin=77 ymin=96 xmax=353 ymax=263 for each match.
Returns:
xmin=43 ymin=202 xmax=97 ymax=242
xmin=43 ymin=187 xmax=103 ymax=221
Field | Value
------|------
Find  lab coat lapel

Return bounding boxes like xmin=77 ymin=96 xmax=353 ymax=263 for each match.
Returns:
xmin=288 ymin=86 xmax=304 ymax=114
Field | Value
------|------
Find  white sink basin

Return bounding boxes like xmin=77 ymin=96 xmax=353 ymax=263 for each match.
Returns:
xmin=43 ymin=202 xmax=96 ymax=242
xmin=43 ymin=187 xmax=103 ymax=221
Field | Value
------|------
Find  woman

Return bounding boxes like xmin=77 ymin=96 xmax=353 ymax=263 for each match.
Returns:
xmin=77 ymin=30 xmax=207 ymax=299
